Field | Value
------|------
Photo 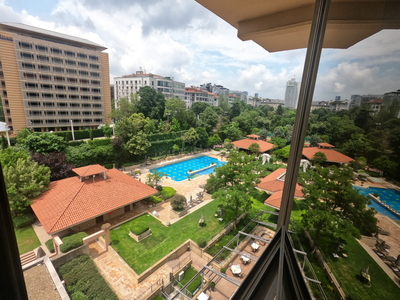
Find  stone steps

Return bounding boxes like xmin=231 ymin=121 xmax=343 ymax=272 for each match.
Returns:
xmin=20 ymin=250 xmax=36 ymax=266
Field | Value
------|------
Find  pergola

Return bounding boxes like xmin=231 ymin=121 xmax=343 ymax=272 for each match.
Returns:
xmin=194 ymin=1 xmax=400 ymax=299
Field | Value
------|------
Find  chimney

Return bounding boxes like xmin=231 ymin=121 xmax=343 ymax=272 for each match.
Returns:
xmin=103 ymin=170 xmax=107 ymax=180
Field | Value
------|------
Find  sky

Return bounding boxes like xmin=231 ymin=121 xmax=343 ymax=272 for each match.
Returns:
xmin=1 ymin=0 xmax=400 ymax=101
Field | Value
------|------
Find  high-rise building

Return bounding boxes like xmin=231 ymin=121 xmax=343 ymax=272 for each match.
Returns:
xmin=382 ymin=89 xmax=400 ymax=118
xmin=0 ymin=23 xmax=111 ymax=133
xmin=113 ymin=71 xmax=185 ymax=105
xmin=284 ymin=78 xmax=299 ymax=108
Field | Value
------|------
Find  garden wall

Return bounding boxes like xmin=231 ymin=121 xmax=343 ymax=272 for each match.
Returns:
xmin=51 ymin=243 xmax=89 ymax=269
xmin=129 ymin=228 xmax=152 ymax=242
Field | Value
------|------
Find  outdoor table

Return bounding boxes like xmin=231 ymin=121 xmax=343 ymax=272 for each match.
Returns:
xmin=231 ymin=264 xmax=242 ymax=275
xmin=241 ymin=255 xmax=250 ymax=264
xmin=197 ymin=292 xmax=209 ymax=300
xmin=251 ymin=242 xmax=260 ymax=252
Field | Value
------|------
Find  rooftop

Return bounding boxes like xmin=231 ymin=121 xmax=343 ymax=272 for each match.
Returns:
xmin=232 ymin=138 xmax=274 ymax=153
xmin=31 ymin=167 xmax=157 ymax=234
xmin=302 ymin=147 xmax=354 ymax=163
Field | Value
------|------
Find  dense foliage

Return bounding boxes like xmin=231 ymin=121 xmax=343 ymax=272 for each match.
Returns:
xmin=59 ymin=232 xmax=88 ymax=253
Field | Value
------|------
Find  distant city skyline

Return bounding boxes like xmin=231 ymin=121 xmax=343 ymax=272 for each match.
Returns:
xmin=1 ymin=0 xmax=399 ymax=101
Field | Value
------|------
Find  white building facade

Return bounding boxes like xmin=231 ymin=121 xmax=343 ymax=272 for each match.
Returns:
xmin=284 ymin=78 xmax=299 ymax=109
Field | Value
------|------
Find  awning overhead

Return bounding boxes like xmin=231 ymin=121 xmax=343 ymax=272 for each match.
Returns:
xmin=196 ymin=0 xmax=400 ymax=52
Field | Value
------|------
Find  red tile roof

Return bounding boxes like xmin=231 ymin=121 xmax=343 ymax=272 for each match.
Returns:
xmin=31 ymin=168 xmax=157 ymax=234
xmin=257 ymin=168 xmax=304 ymax=209
xmin=232 ymin=138 xmax=274 ymax=153
xmin=72 ymin=164 xmax=107 ymax=177
xmin=246 ymin=134 xmax=260 ymax=139
xmin=302 ymin=147 xmax=354 ymax=163
xmin=317 ymin=142 xmax=335 ymax=148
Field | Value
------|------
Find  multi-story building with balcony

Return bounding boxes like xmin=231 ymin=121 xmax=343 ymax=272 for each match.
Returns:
xmin=0 ymin=22 xmax=111 ymax=133
xmin=184 ymin=87 xmax=218 ymax=108
xmin=113 ymin=71 xmax=185 ymax=105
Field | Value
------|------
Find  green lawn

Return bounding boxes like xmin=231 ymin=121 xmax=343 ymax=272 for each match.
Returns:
xmin=111 ymin=194 xmax=274 ymax=274
xmin=179 ymin=267 xmax=202 ymax=294
xmin=15 ymin=226 xmax=41 ymax=255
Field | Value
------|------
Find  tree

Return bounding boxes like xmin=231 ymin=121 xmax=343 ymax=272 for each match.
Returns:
xmin=274 ymin=145 xmax=291 ymax=160
xmin=248 ymin=143 xmax=260 ymax=154
xmin=213 ymin=188 xmax=252 ymax=228
xmin=199 ymin=106 xmax=219 ymax=133
xmin=18 ymin=132 xmax=66 ymax=154
xmin=3 ymin=156 xmax=50 ymax=215
xmin=208 ymin=134 xmax=222 ymax=147
xmin=109 ymin=94 xmax=138 ymax=120
xmin=137 ymin=86 xmax=165 ymax=120
xmin=31 ymin=152 xmax=75 ymax=181
xmin=165 ymin=97 xmax=186 ymax=120
xmin=313 ymin=151 xmax=327 ymax=164
xmin=195 ymin=127 xmax=209 ymax=148
xmin=372 ymin=155 xmax=398 ymax=177
xmin=300 ymin=165 xmax=378 ymax=237
xmin=271 ymin=137 xmax=287 ymax=149
xmin=102 ymin=123 xmax=113 ymax=138
xmin=115 ymin=113 xmax=149 ymax=142
xmin=276 ymin=104 xmax=284 ymax=115
xmin=170 ymin=194 xmax=186 ymax=211
xmin=218 ymin=94 xmax=230 ymax=115
xmin=124 ymin=131 xmax=151 ymax=156
xmin=222 ymin=122 xmax=243 ymax=141
xmin=191 ymin=102 xmax=210 ymax=116
xmin=146 ymin=170 xmax=165 ymax=187
xmin=182 ymin=128 xmax=199 ymax=147
xmin=309 ymin=134 xmax=322 ymax=147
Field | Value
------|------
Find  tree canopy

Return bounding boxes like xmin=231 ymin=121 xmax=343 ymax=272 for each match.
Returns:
xmin=137 ymin=86 xmax=165 ymax=120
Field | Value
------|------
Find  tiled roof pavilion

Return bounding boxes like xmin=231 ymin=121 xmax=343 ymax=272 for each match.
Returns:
xmin=31 ymin=165 xmax=157 ymax=234
xmin=302 ymin=147 xmax=353 ymax=164
xmin=232 ymin=135 xmax=274 ymax=153
xmin=256 ymin=168 xmax=304 ymax=209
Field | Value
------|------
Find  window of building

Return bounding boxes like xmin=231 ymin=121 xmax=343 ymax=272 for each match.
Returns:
xmin=59 ymin=111 xmax=68 ymax=115
xmin=67 ymin=77 xmax=77 ymax=83
xmin=65 ymin=59 xmax=76 ymax=65
xmin=51 ymin=48 xmax=62 ymax=54
xmin=35 ymin=45 xmax=47 ymax=52
xmin=93 ymin=104 xmax=102 ymax=108
xmin=79 ymin=70 xmax=88 ymax=76
xmin=68 ymin=86 xmax=78 ymax=91
xmin=28 ymin=101 xmax=40 ymax=107
xmin=83 ymin=119 xmax=92 ymax=123
xmin=42 ymin=93 xmax=53 ymax=99
xmin=53 ymin=67 xmax=64 ymax=73
xmin=56 ymin=94 xmax=67 ymax=99
xmin=94 ymin=118 xmax=103 ymax=123
xmin=40 ymin=84 xmax=52 ymax=89
xmin=22 ymin=63 xmax=35 ymax=69
xmin=77 ymin=53 xmax=87 ymax=59
xmin=39 ymin=74 xmax=51 ymax=80
xmin=19 ymin=42 xmax=32 ymax=49
xmin=43 ymin=102 xmax=55 ymax=107
xmin=82 ymin=104 xmax=91 ymax=108
xmin=89 ymin=55 xmax=98 ymax=61
xmin=29 ymin=111 xmax=42 ymax=116
xmin=92 ymin=88 xmax=101 ymax=93
xmin=22 ymin=73 xmax=36 ymax=79
xmin=93 ymin=111 xmax=102 ymax=115
xmin=70 ymin=103 xmax=80 ymax=107
xmin=55 ymin=85 xmax=65 ymax=90
xmin=25 ymin=82 xmax=37 ymax=89
xmin=38 ymin=65 xmax=50 ymax=71
xmin=44 ymin=111 xmax=56 ymax=115
xmin=69 ymin=95 xmax=79 ymax=100
xmin=64 ymin=50 xmax=75 ymax=57
xmin=92 ymin=96 xmax=101 ymax=101
xmin=27 ymin=92 xmax=39 ymax=98
xmin=52 ymin=57 xmax=63 ymax=64
xmin=91 ymin=80 xmax=100 ymax=85
xmin=54 ymin=76 xmax=64 ymax=82
xmin=66 ymin=69 xmax=77 ymax=74
xmin=37 ymin=55 xmax=50 ymax=62
xmin=90 ymin=64 xmax=99 ymax=69
xmin=78 ymin=62 xmax=88 ymax=68
xmin=80 ymin=79 xmax=90 ymax=84
xmin=90 ymin=72 xmax=100 ymax=77
xmin=58 ymin=103 xmax=68 ymax=107
xmin=81 ymin=95 xmax=90 ymax=100
xmin=81 ymin=87 xmax=90 ymax=92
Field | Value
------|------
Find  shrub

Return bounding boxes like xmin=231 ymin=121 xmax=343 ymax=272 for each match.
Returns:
xmin=60 ymin=232 xmax=88 ymax=253
xmin=45 ymin=239 xmax=55 ymax=253
xmin=58 ymin=254 xmax=117 ymax=300
xmin=198 ymin=240 xmax=207 ymax=248
xmin=130 ymin=223 xmax=150 ymax=235
xmin=161 ymin=187 xmax=176 ymax=199
xmin=88 ymin=138 xmax=111 ymax=147
xmin=156 ymin=185 xmax=163 ymax=192
xmin=13 ymin=214 xmax=35 ymax=228
xmin=171 ymin=194 xmax=186 ymax=211
xmin=148 ymin=195 xmax=163 ymax=204
xmin=68 ymin=140 xmax=86 ymax=147
xmin=220 ymin=268 xmax=226 ymax=273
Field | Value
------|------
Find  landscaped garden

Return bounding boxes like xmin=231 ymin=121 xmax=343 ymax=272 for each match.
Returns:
xmin=178 ymin=267 xmax=202 ymax=294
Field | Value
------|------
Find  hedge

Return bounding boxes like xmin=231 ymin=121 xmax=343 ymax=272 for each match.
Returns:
xmin=160 ymin=187 xmax=176 ymax=200
xmin=148 ymin=195 xmax=163 ymax=204
xmin=58 ymin=254 xmax=118 ymax=300
xmin=13 ymin=214 xmax=35 ymax=228
xmin=68 ymin=140 xmax=86 ymax=147
xmin=88 ymin=138 xmax=111 ymax=147
xmin=54 ymin=129 xmax=104 ymax=141
xmin=130 ymin=223 xmax=150 ymax=235
xmin=60 ymin=232 xmax=88 ymax=253
xmin=45 ymin=239 xmax=55 ymax=253
xmin=147 ymin=138 xmax=183 ymax=157
xmin=147 ymin=131 xmax=187 ymax=142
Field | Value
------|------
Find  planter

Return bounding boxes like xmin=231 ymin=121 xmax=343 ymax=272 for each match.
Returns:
xmin=129 ymin=228 xmax=152 ymax=242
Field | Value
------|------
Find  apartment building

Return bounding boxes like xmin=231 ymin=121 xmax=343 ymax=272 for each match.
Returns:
xmin=184 ymin=87 xmax=218 ymax=108
xmin=0 ymin=23 xmax=111 ymax=133
xmin=113 ymin=71 xmax=185 ymax=105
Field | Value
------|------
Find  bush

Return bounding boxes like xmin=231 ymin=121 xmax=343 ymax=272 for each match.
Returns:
xmin=58 ymin=254 xmax=117 ymax=300
xmin=68 ymin=140 xmax=86 ymax=147
xmin=156 ymin=185 xmax=163 ymax=191
xmin=88 ymin=138 xmax=111 ymax=147
xmin=171 ymin=194 xmax=186 ymax=211
xmin=13 ymin=214 xmax=35 ymax=228
xmin=60 ymin=232 xmax=88 ymax=253
xmin=161 ymin=187 xmax=176 ymax=200
xmin=220 ymin=268 xmax=226 ymax=273
xmin=198 ymin=240 xmax=207 ymax=248
xmin=148 ymin=195 xmax=163 ymax=204
xmin=45 ymin=239 xmax=55 ymax=253
xmin=130 ymin=224 xmax=150 ymax=235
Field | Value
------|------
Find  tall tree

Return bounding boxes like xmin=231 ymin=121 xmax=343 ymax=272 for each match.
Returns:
xmin=31 ymin=152 xmax=75 ymax=181
xmin=137 ymin=86 xmax=165 ymax=120
xmin=191 ymin=102 xmax=210 ymax=116
xmin=17 ymin=132 xmax=66 ymax=154
xmin=109 ymin=94 xmax=138 ymax=120
xmin=199 ymin=106 xmax=219 ymax=133
xmin=124 ymin=131 xmax=151 ymax=156
xmin=115 ymin=113 xmax=150 ymax=142
xmin=182 ymin=128 xmax=199 ymax=147
xmin=165 ymin=97 xmax=186 ymax=120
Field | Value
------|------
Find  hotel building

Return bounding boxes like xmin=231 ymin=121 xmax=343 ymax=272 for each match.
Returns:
xmin=0 ymin=22 xmax=111 ymax=133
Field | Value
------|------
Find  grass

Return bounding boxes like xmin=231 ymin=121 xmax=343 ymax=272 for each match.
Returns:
xmin=15 ymin=226 xmax=41 ymax=255
xmin=111 ymin=200 xmax=232 ymax=274
xmin=180 ymin=267 xmax=202 ymax=294
xmin=111 ymin=191 xmax=274 ymax=274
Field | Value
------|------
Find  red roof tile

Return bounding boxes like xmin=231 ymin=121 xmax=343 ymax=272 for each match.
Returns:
xmin=317 ymin=142 xmax=335 ymax=148
xmin=232 ymin=138 xmax=274 ymax=153
xmin=31 ymin=168 xmax=157 ymax=234
xmin=256 ymin=168 xmax=304 ymax=209
xmin=246 ymin=134 xmax=260 ymax=139
xmin=72 ymin=164 xmax=107 ymax=177
xmin=302 ymin=147 xmax=354 ymax=163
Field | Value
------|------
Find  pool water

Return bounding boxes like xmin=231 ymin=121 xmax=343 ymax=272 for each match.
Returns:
xmin=353 ymin=186 xmax=400 ymax=220
xmin=151 ymin=156 xmax=226 ymax=181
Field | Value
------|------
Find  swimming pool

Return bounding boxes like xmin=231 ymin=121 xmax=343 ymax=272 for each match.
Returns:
xmin=353 ymin=186 xmax=400 ymax=220
xmin=151 ymin=156 xmax=226 ymax=181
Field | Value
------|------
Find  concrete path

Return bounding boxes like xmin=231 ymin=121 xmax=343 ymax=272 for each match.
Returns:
xmin=32 ymin=221 xmax=53 ymax=256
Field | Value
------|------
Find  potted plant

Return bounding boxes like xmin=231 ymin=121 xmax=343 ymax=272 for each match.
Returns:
xmin=210 ymin=281 xmax=216 ymax=291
